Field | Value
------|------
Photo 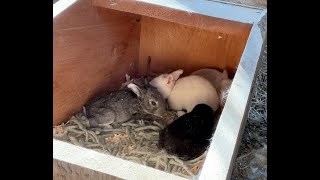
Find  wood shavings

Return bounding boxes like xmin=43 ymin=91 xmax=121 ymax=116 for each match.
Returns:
xmin=109 ymin=134 xmax=129 ymax=143
xmin=190 ymin=161 xmax=204 ymax=174
xmin=134 ymin=126 xmax=160 ymax=131
xmin=53 ymin=126 xmax=64 ymax=134
xmin=53 ymin=113 xmax=207 ymax=179
xmin=152 ymin=120 xmax=164 ymax=129
xmin=122 ymin=122 xmax=139 ymax=127
xmin=53 ymin=126 xmax=67 ymax=137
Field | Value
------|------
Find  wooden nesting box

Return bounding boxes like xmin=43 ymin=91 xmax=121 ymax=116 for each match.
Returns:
xmin=53 ymin=0 xmax=267 ymax=179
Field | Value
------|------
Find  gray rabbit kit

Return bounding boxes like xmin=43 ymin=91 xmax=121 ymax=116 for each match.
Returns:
xmin=85 ymin=82 xmax=168 ymax=128
xmin=84 ymin=56 xmax=170 ymax=128
xmin=158 ymin=104 xmax=221 ymax=161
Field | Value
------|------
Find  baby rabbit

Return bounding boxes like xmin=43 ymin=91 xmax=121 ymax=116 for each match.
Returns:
xmin=191 ymin=68 xmax=232 ymax=107
xmin=158 ymin=104 xmax=219 ymax=161
xmin=219 ymin=79 xmax=232 ymax=107
xmin=191 ymin=69 xmax=228 ymax=93
xmin=85 ymin=82 xmax=167 ymax=128
xmin=150 ymin=69 xmax=219 ymax=116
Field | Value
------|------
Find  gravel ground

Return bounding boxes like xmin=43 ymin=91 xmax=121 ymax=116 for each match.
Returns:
xmin=231 ymin=44 xmax=267 ymax=180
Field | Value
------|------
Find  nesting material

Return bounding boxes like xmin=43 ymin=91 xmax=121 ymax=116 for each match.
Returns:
xmin=53 ymin=62 xmax=225 ymax=179
xmin=53 ymin=112 xmax=208 ymax=179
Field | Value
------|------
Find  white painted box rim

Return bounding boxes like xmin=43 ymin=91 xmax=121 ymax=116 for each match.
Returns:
xmin=133 ymin=0 xmax=263 ymax=24
xmin=53 ymin=1 xmax=267 ymax=180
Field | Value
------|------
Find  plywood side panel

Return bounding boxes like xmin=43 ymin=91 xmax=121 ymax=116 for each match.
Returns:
xmin=139 ymin=16 xmax=251 ymax=77
xmin=53 ymin=0 xmax=141 ymax=126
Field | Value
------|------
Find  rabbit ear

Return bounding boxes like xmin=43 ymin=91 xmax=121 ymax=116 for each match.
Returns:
xmin=166 ymin=69 xmax=183 ymax=85
xmin=171 ymin=69 xmax=183 ymax=81
xmin=222 ymin=70 xmax=228 ymax=79
xmin=166 ymin=75 xmax=173 ymax=85
xmin=127 ymin=83 xmax=143 ymax=97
